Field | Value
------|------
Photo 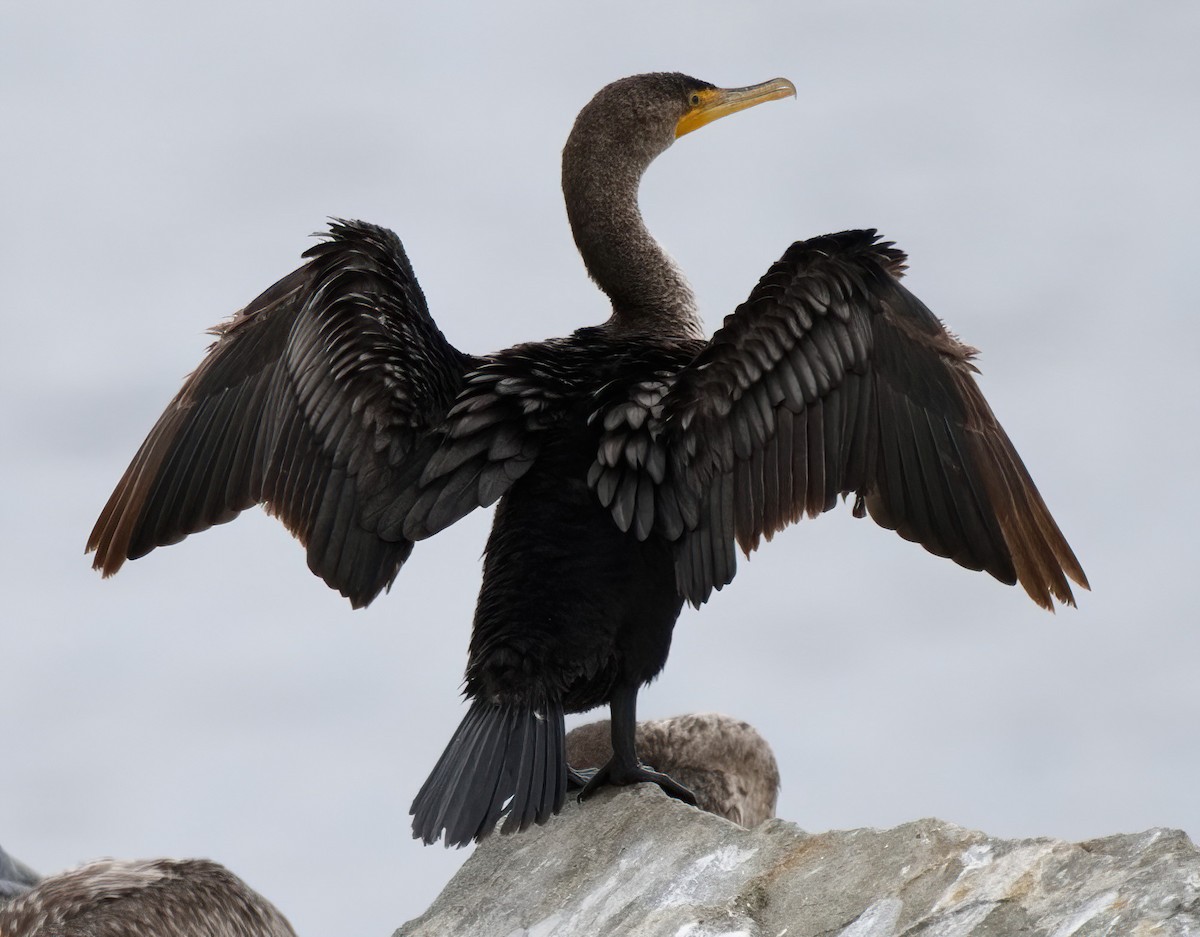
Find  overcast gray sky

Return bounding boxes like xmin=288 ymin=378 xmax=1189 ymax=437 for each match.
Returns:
xmin=3 ymin=1 xmax=1197 ymax=934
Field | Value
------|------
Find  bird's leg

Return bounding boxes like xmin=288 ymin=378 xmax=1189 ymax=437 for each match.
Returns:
xmin=566 ymin=766 xmax=597 ymax=790
xmin=576 ymin=684 xmax=697 ymax=805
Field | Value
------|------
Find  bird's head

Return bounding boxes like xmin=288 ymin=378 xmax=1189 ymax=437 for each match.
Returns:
xmin=560 ymin=72 xmax=796 ymax=329
xmin=564 ymin=72 xmax=796 ymax=174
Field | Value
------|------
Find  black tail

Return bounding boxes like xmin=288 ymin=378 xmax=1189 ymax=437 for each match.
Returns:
xmin=410 ymin=699 xmax=567 ymax=847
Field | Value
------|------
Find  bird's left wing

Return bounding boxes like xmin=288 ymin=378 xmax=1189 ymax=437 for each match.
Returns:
xmin=590 ymin=230 xmax=1088 ymax=610
xmin=87 ymin=220 xmax=476 ymax=608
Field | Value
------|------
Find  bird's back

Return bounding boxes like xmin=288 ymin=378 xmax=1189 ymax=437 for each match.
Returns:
xmin=461 ymin=329 xmax=702 ymax=710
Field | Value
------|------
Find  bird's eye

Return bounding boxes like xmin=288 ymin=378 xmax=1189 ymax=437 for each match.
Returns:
xmin=690 ymin=93 xmax=701 ymax=107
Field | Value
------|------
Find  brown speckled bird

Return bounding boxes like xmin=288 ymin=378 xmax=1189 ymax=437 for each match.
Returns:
xmin=0 ymin=857 xmax=294 ymax=937
xmin=87 ymin=73 xmax=1088 ymax=848
xmin=567 ymin=713 xmax=780 ymax=827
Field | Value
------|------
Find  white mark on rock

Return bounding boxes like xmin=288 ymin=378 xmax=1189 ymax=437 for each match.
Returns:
xmin=934 ymin=842 xmax=1051 ymax=912
xmin=1049 ymin=890 xmax=1119 ymax=937
xmin=570 ymin=839 xmax=656 ymax=921
xmin=661 ymin=845 xmax=757 ymax=906
xmin=674 ymin=926 xmax=751 ymax=937
xmin=918 ymin=902 xmax=998 ymax=937
xmin=837 ymin=897 xmax=903 ymax=937
xmin=961 ymin=843 xmax=993 ymax=871
xmin=914 ymin=841 xmax=1060 ymax=937
xmin=505 ymin=912 xmax=562 ymax=937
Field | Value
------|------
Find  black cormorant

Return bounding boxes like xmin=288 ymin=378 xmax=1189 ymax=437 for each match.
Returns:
xmin=87 ymin=73 xmax=1088 ymax=847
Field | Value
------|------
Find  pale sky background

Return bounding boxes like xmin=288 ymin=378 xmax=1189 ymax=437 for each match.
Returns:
xmin=2 ymin=2 xmax=1197 ymax=934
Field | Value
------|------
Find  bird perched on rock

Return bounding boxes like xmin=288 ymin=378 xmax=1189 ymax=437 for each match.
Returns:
xmin=88 ymin=72 xmax=1088 ymax=847
xmin=566 ymin=713 xmax=780 ymax=827
xmin=0 ymin=856 xmax=295 ymax=937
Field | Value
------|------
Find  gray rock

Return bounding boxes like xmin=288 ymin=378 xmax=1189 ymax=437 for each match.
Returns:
xmin=397 ymin=786 xmax=1200 ymax=936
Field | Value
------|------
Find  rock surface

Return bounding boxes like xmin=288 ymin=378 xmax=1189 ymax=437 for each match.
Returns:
xmin=397 ymin=786 xmax=1200 ymax=936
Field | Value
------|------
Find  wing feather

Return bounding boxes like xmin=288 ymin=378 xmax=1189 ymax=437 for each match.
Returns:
xmin=592 ymin=229 xmax=1088 ymax=611
xmin=88 ymin=220 xmax=472 ymax=607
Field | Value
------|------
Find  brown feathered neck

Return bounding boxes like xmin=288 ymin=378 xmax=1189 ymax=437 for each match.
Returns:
xmin=562 ymin=74 xmax=708 ymax=340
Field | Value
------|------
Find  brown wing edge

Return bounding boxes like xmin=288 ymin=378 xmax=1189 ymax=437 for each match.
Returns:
xmin=958 ymin=383 xmax=1089 ymax=610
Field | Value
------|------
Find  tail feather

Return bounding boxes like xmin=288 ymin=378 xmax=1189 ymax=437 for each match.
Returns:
xmin=411 ymin=699 xmax=566 ymax=847
xmin=426 ymin=705 xmax=491 ymax=840
xmin=504 ymin=708 xmax=549 ymax=836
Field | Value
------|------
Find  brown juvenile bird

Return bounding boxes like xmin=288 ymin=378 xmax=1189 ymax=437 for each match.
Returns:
xmin=0 ymin=857 xmax=295 ymax=937
xmin=567 ymin=713 xmax=780 ymax=827
xmin=88 ymin=73 xmax=1088 ymax=848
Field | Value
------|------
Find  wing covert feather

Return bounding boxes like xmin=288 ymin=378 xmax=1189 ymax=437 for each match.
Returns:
xmin=387 ymin=344 xmax=589 ymax=542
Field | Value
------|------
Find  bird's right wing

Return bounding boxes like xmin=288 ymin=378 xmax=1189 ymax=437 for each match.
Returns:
xmin=590 ymin=230 xmax=1088 ymax=610
xmin=88 ymin=220 xmax=476 ymax=608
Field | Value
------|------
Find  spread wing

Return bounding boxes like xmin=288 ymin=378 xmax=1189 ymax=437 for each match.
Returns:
xmin=87 ymin=219 xmax=478 ymax=608
xmin=591 ymin=229 xmax=1089 ymax=610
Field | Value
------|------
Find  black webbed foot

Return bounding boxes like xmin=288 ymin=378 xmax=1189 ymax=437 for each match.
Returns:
xmin=576 ymin=757 xmax=697 ymax=806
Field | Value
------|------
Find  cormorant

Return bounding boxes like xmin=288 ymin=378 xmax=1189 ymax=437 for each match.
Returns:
xmin=87 ymin=73 xmax=1088 ymax=847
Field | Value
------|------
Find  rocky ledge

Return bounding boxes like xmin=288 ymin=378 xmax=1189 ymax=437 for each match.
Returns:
xmin=397 ymin=786 xmax=1199 ymax=937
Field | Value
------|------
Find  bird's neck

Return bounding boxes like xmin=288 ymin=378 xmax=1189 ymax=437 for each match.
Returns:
xmin=563 ymin=150 xmax=703 ymax=339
